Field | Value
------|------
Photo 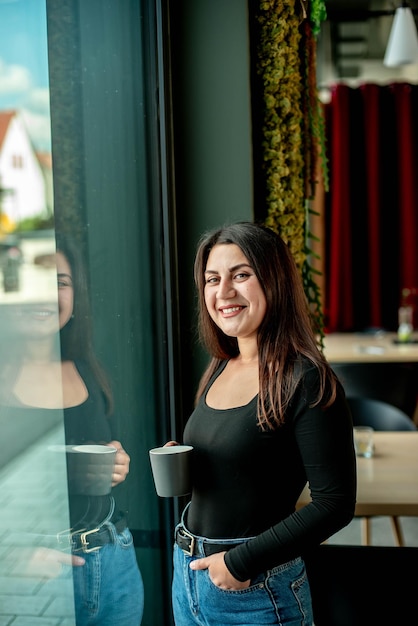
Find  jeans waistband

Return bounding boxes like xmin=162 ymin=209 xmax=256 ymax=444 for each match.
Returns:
xmin=58 ymin=515 xmax=128 ymax=553
xmin=175 ymin=526 xmax=252 ymax=557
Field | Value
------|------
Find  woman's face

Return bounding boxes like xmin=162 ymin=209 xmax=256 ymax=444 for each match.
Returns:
xmin=6 ymin=251 xmax=74 ymax=340
xmin=204 ymin=243 xmax=267 ymax=341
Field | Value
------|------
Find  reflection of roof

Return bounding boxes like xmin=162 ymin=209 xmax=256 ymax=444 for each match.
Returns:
xmin=0 ymin=110 xmax=52 ymax=171
xmin=36 ymin=152 xmax=52 ymax=170
xmin=0 ymin=110 xmax=16 ymax=150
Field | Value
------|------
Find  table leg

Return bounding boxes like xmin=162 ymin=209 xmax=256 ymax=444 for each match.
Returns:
xmin=390 ymin=516 xmax=404 ymax=547
xmin=361 ymin=517 xmax=371 ymax=545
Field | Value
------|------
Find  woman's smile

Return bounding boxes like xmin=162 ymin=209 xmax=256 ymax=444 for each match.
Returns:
xmin=219 ymin=305 xmax=246 ymax=316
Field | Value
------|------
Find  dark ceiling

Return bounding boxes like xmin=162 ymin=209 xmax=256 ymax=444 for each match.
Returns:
xmin=321 ymin=1 xmax=418 ymax=80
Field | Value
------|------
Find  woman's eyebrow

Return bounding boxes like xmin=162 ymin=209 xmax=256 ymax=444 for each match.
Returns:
xmin=58 ymin=272 xmax=73 ymax=283
xmin=204 ymin=263 xmax=252 ymax=274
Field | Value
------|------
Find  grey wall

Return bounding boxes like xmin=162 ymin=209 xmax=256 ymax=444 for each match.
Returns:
xmin=170 ymin=0 xmax=254 ymax=416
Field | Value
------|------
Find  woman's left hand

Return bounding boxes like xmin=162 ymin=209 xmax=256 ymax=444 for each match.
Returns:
xmin=108 ymin=440 xmax=130 ymax=486
xmin=189 ymin=552 xmax=250 ymax=590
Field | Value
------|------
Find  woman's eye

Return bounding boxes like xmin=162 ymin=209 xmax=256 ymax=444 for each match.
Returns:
xmin=234 ymin=272 xmax=249 ymax=280
xmin=58 ymin=279 xmax=72 ymax=288
xmin=205 ymin=276 xmax=219 ymax=284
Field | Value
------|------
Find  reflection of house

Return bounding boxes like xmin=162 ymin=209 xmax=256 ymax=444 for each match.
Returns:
xmin=0 ymin=110 xmax=51 ymax=225
xmin=36 ymin=151 xmax=54 ymax=218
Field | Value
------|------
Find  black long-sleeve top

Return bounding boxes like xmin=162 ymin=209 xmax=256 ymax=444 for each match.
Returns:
xmin=183 ymin=359 xmax=357 ymax=582
xmin=2 ymin=360 xmax=118 ymax=529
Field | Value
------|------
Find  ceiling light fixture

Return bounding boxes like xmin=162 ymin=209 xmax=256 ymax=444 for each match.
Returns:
xmin=383 ymin=2 xmax=418 ymax=67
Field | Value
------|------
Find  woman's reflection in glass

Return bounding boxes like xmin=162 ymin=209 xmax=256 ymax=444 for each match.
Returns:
xmin=0 ymin=232 xmax=144 ymax=625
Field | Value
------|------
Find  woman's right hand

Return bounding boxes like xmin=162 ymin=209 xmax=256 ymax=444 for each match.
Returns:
xmin=23 ymin=547 xmax=85 ymax=578
xmin=164 ymin=441 xmax=180 ymax=447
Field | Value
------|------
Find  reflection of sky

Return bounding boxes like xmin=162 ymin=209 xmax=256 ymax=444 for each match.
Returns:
xmin=0 ymin=0 xmax=50 ymax=151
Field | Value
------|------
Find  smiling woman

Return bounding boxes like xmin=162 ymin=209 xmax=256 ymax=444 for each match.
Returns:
xmin=167 ymin=221 xmax=356 ymax=626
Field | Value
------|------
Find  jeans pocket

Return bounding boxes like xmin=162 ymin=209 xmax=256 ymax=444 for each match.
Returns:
xmin=114 ymin=525 xmax=134 ymax=549
xmin=204 ymin=568 xmax=262 ymax=596
xmin=265 ymin=558 xmax=313 ymax=625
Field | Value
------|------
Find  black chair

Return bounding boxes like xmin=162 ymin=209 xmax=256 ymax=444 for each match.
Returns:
xmin=347 ymin=396 xmax=417 ymax=546
xmin=348 ymin=397 xmax=418 ymax=431
xmin=305 ymin=544 xmax=418 ymax=626
xmin=332 ymin=362 xmax=418 ymax=418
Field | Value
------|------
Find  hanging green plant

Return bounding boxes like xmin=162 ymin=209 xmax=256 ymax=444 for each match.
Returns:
xmin=253 ymin=0 xmax=328 ymax=339
xmin=256 ymin=0 xmax=306 ymax=268
xmin=309 ymin=0 xmax=327 ymax=36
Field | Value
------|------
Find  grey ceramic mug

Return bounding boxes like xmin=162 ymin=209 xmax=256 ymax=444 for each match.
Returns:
xmin=49 ymin=444 xmax=117 ymax=495
xmin=149 ymin=445 xmax=193 ymax=497
xmin=67 ymin=444 xmax=117 ymax=495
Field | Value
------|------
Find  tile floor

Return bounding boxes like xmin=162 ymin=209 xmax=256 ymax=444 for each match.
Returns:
xmin=0 ymin=426 xmax=76 ymax=625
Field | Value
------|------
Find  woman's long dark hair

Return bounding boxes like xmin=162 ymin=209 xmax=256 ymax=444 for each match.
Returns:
xmin=193 ymin=222 xmax=337 ymax=429
xmin=56 ymin=233 xmax=113 ymax=415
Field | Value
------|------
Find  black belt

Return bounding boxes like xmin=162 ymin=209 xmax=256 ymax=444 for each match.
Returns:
xmin=58 ymin=516 xmax=127 ymax=553
xmin=175 ymin=527 xmax=242 ymax=557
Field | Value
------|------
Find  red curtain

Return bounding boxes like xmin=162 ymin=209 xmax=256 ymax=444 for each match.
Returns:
xmin=324 ymin=83 xmax=418 ymax=333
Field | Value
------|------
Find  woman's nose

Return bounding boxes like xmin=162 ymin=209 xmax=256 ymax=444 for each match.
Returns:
xmin=217 ymin=279 xmax=235 ymax=298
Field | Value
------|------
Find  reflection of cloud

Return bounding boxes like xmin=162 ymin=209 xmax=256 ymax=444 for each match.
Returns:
xmin=0 ymin=58 xmax=50 ymax=151
xmin=21 ymin=106 xmax=51 ymax=152
xmin=26 ymin=87 xmax=50 ymax=114
xmin=0 ymin=58 xmax=31 ymax=94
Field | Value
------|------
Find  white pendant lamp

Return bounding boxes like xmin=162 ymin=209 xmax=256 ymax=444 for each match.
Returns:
xmin=383 ymin=3 xmax=418 ymax=67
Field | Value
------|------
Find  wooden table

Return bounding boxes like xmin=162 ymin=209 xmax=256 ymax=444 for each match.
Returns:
xmin=323 ymin=332 xmax=418 ymax=363
xmin=297 ymin=432 xmax=418 ymax=545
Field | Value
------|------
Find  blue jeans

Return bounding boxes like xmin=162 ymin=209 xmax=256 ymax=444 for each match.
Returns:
xmin=172 ymin=529 xmax=313 ymax=625
xmin=72 ymin=524 xmax=144 ymax=626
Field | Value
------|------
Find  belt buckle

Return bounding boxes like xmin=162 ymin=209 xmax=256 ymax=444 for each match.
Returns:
xmin=178 ymin=527 xmax=196 ymax=556
xmin=56 ymin=528 xmax=74 ymax=550
xmin=79 ymin=527 xmax=101 ymax=553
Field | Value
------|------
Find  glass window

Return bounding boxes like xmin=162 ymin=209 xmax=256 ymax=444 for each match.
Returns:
xmin=0 ymin=1 xmax=173 ymax=624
